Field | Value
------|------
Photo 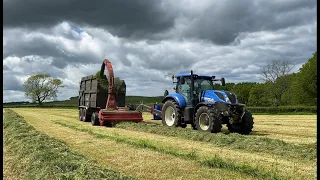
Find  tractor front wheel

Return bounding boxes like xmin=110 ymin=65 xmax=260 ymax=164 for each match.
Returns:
xmin=161 ymin=100 xmax=182 ymax=127
xmin=195 ymin=106 xmax=222 ymax=133
xmin=227 ymin=111 xmax=254 ymax=135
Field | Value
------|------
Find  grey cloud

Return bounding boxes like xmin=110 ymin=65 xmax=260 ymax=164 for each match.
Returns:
xmin=3 ymin=73 xmax=25 ymax=91
xmin=4 ymin=0 xmax=316 ymax=45
xmin=180 ymin=0 xmax=316 ymax=45
xmin=3 ymin=90 xmax=28 ymax=102
xmin=4 ymin=28 xmax=104 ymax=69
xmin=4 ymin=56 xmax=68 ymax=79
xmin=4 ymin=65 xmax=10 ymax=71
xmin=2 ymin=1 xmax=317 ymax=102
xmin=4 ymin=0 xmax=175 ymax=39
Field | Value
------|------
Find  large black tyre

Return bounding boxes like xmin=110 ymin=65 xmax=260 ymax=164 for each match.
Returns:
xmin=195 ymin=106 xmax=222 ymax=133
xmin=180 ymin=124 xmax=187 ymax=128
xmin=105 ymin=121 xmax=113 ymax=127
xmin=82 ymin=109 xmax=90 ymax=122
xmin=161 ymin=100 xmax=182 ymax=127
xmin=79 ymin=109 xmax=83 ymax=121
xmin=191 ymin=123 xmax=197 ymax=130
xmin=227 ymin=111 xmax=254 ymax=135
xmin=91 ymin=112 xmax=100 ymax=126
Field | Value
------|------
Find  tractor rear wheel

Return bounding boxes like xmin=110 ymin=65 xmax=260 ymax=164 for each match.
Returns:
xmin=91 ymin=112 xmax=100 ymax=126
xmin=195 ymin=106 xmax=222 ymax=133
xmin=161 ymin=100 xmax=182 ymax=127
xmin=227 ymin=111 xmax=254 ymax=135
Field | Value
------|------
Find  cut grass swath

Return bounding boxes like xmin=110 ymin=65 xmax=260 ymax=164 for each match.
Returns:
xmin=53 ymin=121 xmax=285 ymax=180
xmin=3 ymin=109 xmax=135 ymax=180
xmin=115 ymin=122 xmax=316 ymax=161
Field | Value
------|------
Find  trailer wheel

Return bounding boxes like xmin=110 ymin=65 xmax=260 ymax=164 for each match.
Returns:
xmin=195 ymin=106 xmax=222 ymax=133
xmin=180 ymin=124 xmax=187 ymax=128
xmin=82 ymin=109 xmax=90 ymax=122
xmin=79 ymin=109 xmax=83 ymax=121
xmin=105 ymin=121 xmax=113 ymax=127
xmin=161 ymin=100 xmax=182 ymax=127
xmin=227 ymin=111 xmax=254 ymax=135
xmin=91 ymin=112 xmax=100 ymax=126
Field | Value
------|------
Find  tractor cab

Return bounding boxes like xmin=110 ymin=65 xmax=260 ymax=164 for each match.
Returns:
xmin=173 ymin=72 xmax=225 ymax=106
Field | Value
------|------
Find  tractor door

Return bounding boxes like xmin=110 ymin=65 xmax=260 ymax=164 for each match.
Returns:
xmin=177 ymin=77 xmax=192 ymax=106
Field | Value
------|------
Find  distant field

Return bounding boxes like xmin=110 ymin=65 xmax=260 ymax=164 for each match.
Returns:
xmin=3 ymin=96 xmax=164 ymax=107
xmin=4 ymin=108 xmax=316 ymax=180
xmin=3 ymin=96 xmax=317 ymax=114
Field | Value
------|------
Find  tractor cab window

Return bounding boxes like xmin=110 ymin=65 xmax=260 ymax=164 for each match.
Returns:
xmin=177 ymin=77 xmax=191 ymax=105
xmin=195 ymin=79 xmax=214 ymax=92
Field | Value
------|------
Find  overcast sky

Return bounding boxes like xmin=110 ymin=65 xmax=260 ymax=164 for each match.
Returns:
xmin=3 ymin=0 xmax=317 ymax=102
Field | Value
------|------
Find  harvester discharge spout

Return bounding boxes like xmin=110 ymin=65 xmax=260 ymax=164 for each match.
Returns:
xmin=80 ymin=59 xmax=144 ymax=127
xmin=100 ymin=59 xmax=117 ymax=110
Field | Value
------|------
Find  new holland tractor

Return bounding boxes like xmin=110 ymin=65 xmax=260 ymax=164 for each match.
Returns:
xmin=156 ymin=70 xmax=254 ymax=134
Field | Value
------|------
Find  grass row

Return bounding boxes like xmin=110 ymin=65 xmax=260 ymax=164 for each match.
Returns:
xmin=3 ymin=109 xmax=135 ymax=180
xmin=114 ymin=122 xmax=316 ymax=161
xmin=3 ymin=102 xmax=317 ymax=114
xmin=53 ymin=121 xmax=285 ymax=180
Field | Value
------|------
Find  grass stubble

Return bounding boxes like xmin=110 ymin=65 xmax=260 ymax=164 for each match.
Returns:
xmin=3 ymin=109 xmax=135 ymax=180
xmin=10 ymin=108 xmax=317 ymax=180
xmin=11 ymin=108 xmax=254 ymax=180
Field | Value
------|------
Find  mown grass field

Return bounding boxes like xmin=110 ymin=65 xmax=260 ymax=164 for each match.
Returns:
xmin=4 ymin=108 xmax=317 ymax=180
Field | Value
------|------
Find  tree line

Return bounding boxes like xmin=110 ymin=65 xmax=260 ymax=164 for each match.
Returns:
xmin=214 ymin=52 xmax=317 ymax=106
xmin=21 ymin=52 xmax=316 ymax=107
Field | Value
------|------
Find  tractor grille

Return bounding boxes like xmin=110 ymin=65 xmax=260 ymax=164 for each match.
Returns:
xmin=225 ymin=91 xmax=237 ymax=104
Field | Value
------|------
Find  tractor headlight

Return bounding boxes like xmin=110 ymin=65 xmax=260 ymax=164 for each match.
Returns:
xmin=224 ymin=94 xmax=231 ymax=103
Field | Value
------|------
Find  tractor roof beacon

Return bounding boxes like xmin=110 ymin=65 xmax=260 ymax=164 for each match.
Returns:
xmin=160 ymin=70 xmax=254 ymax=134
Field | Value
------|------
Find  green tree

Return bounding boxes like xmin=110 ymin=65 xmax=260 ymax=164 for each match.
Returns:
xmin=23 ymin=74 xmax=63 ymax=104
xmin=274 ymin=73 xmax=296 ymax=105
xmin=260 ymin=59 xmax=295 ymax=106
xmin=231 ymin=82 xmax=256 ymax=104
xmin=214 ymin=82 xmax=235 ymax=91
xmin=289 ymin=52 xmax=317 ymax=105
xmin=248 ymin=83 xmax=270 ymax=106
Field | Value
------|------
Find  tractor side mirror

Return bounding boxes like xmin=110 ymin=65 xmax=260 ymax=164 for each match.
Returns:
xmin=180 ymin=77 xmax=186 ymax=84
xmin=221 ymin=78 xmax=225 ymax=86
xmin=164 ymin=90 xmax=169 ymax=97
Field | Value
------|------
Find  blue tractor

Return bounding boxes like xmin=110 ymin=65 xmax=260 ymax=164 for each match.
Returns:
xmin=159 ymin=70 xmax=254 ymax=134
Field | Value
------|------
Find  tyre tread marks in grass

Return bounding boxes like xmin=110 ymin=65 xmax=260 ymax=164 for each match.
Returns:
xmin=3 ymin=109 xmax=135 ymax=180
xmin=115 ymin=122 xmax=316 ymax=161
xmin=53 ymin=121 xmax=285 ymax=180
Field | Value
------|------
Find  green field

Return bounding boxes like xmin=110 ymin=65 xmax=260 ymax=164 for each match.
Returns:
xmin=3 ymin=108 xmax=317 ymax=180
xmin=3 ymin=96 xmax=317 ymax=114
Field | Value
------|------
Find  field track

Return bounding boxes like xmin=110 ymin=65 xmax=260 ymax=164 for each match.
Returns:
xmin=6 ymin=108 xmax=317 ymax=180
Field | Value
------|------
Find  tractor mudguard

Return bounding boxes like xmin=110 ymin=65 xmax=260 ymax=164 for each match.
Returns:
xmin=162 ymin=93 xmax=187 ymax=108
